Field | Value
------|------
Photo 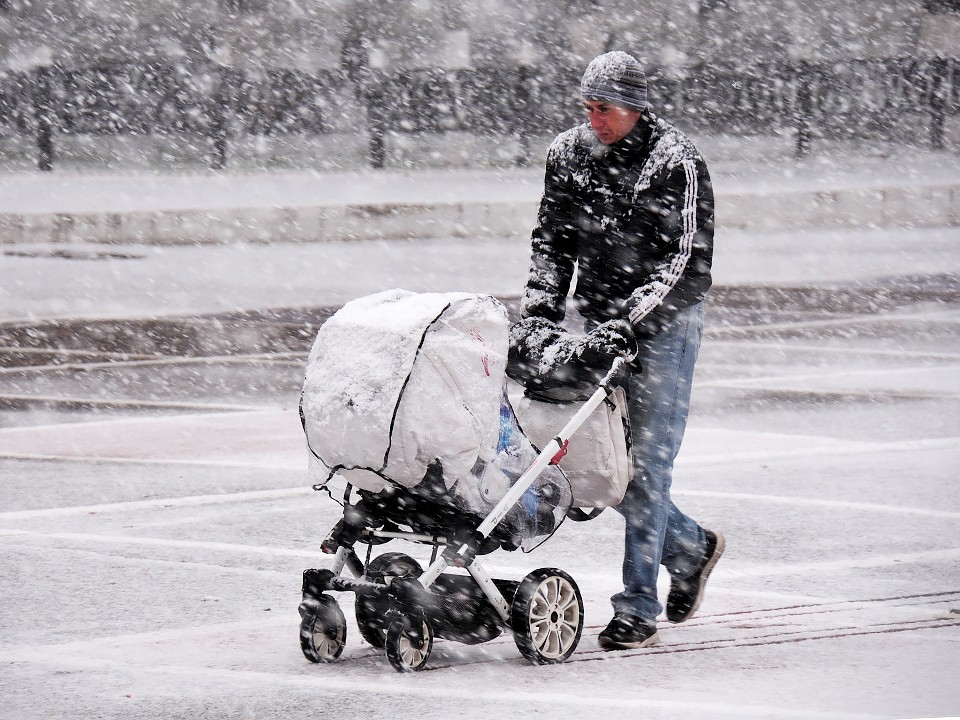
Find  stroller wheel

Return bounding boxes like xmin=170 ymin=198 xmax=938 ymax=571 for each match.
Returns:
xmin=385 ymin=615 xmax=433 ymax=672
xmin=511 ymin=568 xmax=584 ymax=665
xmin=299 ymin=595 xmax=347 ymax=663
xmin=356 ymin=553 xmax=423 ymax=649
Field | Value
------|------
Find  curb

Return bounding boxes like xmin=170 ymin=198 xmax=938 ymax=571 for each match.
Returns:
xmin=0 ymin=200 xmax=538 ymax=245
xmin=1 ymin=181 xmax=957 ymax=245
xmin=719 ymin=181 xmax=960 ymax=231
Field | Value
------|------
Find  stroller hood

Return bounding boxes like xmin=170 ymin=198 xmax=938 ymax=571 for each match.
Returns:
xmin=302 ymin=289 xmax=508 ymax=491
xmin=301 ymin=289 xmax=573 ymax=547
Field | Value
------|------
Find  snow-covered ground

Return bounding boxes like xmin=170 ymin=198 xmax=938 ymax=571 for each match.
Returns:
xmin=1 ymin=224 xmax=958 ymax=323
xmin=1 ymin=156 xmax=959 ymax=718
xmin=2 ymin=287 xmax=958 ymax=719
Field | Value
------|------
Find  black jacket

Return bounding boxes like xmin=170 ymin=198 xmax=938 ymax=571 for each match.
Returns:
xmin=521 ymin=111 xmax=714 ymax=339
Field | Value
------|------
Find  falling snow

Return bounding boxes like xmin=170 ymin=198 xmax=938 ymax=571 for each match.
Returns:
xmin=1 ymin=2 xmax=960 ymax=719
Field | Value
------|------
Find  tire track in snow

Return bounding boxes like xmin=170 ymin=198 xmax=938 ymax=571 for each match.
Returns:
xmin=411 ymin=590 xmax=960 ymax=671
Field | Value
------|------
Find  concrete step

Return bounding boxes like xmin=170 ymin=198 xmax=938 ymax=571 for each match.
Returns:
xmin=1 ymin=147 xmax=957 ymax=245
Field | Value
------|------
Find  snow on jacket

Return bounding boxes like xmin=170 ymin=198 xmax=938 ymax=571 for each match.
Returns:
xmin=521 ymin=110 xmax=714 ymax=339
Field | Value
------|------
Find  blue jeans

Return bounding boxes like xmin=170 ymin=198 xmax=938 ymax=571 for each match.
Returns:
xmin=612 ymin=301 xmax=707 ymax=624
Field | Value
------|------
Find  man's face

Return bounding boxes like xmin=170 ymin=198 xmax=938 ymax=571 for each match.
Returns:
xmin=584 ymin=100 xmax=642 ymax=145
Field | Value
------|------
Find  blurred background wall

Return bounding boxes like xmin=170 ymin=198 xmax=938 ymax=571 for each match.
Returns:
xmin=1 ymin=0 xmax=958 ymax=171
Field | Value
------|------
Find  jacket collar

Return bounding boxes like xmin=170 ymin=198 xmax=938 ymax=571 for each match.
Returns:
xmin=587 ymin=111 xmax=656 ymax=163
xmin=612 ymin=110 xmax=655 ymax=156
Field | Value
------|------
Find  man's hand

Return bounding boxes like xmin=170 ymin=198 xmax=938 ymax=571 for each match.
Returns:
xmin=573 ymin=319 xmax=638 ymax=366
xmin=508 ymin=317 xmax=638 ymax=398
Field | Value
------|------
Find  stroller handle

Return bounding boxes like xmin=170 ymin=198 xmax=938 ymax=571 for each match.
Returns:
xmin=600 ymin=355 xmax=631 ymax=392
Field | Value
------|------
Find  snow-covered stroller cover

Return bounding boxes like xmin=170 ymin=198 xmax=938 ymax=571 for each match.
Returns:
xmin=301 ymin=289 xmax=572 ymax=545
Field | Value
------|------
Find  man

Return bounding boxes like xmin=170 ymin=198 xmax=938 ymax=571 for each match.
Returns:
xmin=520 ymin=50 xmax=725 ymax=649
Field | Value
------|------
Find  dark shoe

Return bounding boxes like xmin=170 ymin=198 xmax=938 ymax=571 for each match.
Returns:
xmin=666 ymin=529 xmax=726 ymax=623
xmin=598 ymin=612 xmax=660 ymax=650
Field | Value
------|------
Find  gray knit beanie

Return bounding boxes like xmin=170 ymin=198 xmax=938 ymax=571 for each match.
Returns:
xmin=580 ymin=51 xmax=648 ymax=111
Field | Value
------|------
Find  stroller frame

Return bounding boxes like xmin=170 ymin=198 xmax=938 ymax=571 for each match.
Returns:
xmin=298 ymin=358 xmax=629 ymax=672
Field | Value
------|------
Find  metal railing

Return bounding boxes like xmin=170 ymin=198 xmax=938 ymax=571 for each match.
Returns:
xmin=1 ymin=56 xmax=956 ymax=171
xmin=653 ymin=56 xmax=959 ymax=158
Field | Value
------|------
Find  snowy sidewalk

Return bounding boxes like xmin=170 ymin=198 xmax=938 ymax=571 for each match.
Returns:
xmin=0 ymin=147 xmax=959 ymax=324
xmin=2 ymin=226 xmax=959 ymax=324
xmin=1 ymin=149 xmax=959 ymax=246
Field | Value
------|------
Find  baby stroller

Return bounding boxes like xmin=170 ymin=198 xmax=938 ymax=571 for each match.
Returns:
xmin=297 ymin=289 xmax=634 ymax=672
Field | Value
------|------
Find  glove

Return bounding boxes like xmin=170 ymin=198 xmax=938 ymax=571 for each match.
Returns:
xmin=569 ymin=319 xmax=639 ymax=386
xmin=508 ymin=317 xmax=638 ymax=398
xmin=574 ymin=319 xmax=637 ymax=363
xmin=507 ymin=316 xmax=581 ymax=390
